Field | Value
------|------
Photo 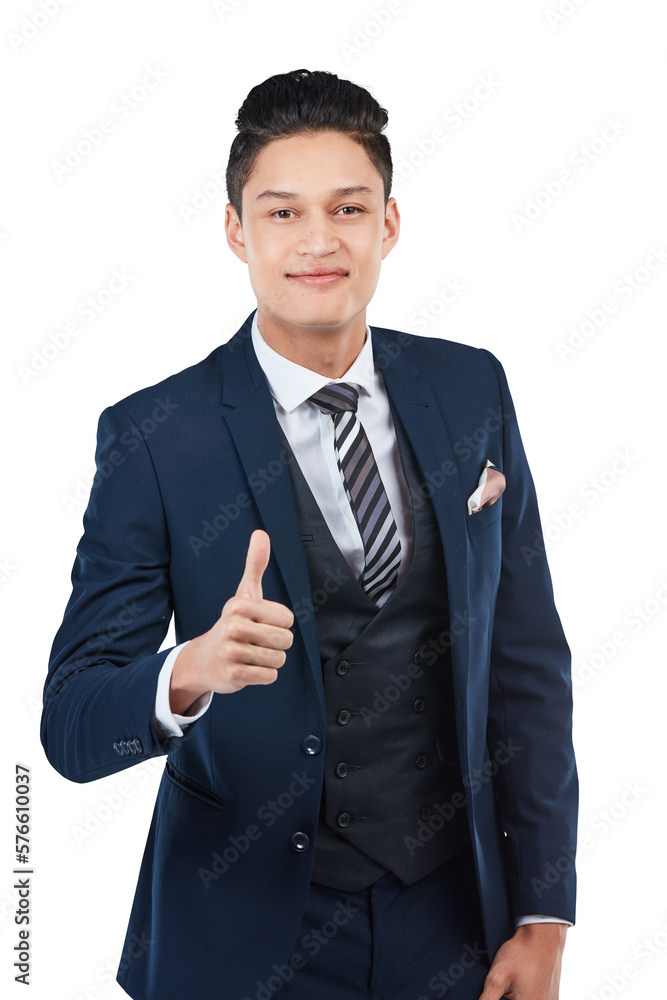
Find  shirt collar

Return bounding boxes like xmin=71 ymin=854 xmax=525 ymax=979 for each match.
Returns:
xmin=250 ymin=309 xmax=376 ymax=413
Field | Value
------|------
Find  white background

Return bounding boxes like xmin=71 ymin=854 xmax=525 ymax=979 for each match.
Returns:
xmin=2 ymin=1 xmax=666 ymax=998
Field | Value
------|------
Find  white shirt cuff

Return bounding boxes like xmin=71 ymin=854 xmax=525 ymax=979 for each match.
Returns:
xmin=516 ymin=914 xmax=573 ymax=927
xmin=154 ymin=641 xmax=214 ymax=737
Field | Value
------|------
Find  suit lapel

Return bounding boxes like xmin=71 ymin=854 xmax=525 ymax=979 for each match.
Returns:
xmin=369 ymin=328 xmax=471 ymax=738
xmin=220 ymin=317 xmax=327 ymax=721
xmin=219 ymin=315 xmax=472 ymax=740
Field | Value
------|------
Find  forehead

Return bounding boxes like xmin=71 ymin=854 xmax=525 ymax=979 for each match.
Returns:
xmin=244 ymin=131 xmax=383 ymax=201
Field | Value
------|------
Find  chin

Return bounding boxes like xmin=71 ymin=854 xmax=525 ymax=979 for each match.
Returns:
xmin=274 ymin=305 xmax=352 ymax=330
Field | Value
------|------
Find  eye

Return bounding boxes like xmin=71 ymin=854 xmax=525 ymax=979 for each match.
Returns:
xmin=272 ymin=209 xmax=295 ymax=219
xmin=337 ymin=206 xmax=363 ymax=215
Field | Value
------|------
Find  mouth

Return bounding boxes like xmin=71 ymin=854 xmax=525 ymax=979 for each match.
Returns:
xmin=287 ymin=267 xmax=348 ymax=286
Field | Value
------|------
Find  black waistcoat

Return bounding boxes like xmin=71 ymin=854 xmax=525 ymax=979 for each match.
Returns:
xmin=280 ymin=396 xmax=471 ymax=892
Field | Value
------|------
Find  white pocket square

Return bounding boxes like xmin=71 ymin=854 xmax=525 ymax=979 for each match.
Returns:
xmin=467 ymin=459 xmax=506 ymax=515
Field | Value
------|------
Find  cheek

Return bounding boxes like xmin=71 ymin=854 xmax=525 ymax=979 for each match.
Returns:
xmin=356 ymin=251 xmax=381 ymax=286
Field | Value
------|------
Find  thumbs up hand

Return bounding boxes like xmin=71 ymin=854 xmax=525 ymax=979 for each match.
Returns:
xmin=234 ymin=527 xmax=271 ymax=601
xmin=169 ymin=530 xmax=295 ymax=712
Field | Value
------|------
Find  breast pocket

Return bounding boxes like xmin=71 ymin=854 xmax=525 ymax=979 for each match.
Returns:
xmin=466 ymin=498 xmax=502 ymax=536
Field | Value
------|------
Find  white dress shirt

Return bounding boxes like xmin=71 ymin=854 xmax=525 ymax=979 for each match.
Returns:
xmin=152 ymin=310 xmax=570 ymax=928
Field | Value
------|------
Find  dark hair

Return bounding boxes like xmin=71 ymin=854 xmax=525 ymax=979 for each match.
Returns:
xmin=226 ymin=69 xmax=392 ymax=222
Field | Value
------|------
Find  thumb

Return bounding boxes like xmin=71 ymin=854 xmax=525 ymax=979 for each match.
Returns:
xmin=235 ymin=529 xmax=270 ymax=601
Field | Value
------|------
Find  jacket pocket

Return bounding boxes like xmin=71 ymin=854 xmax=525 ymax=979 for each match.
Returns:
xmin=165 ymin=759 xmax=226 ymax=811
xmin=466 ymin=497 xmax=502 ymax=536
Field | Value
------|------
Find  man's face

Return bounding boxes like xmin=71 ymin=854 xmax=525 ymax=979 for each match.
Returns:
xmin=225 ymin=130 xmax=399 ymax=335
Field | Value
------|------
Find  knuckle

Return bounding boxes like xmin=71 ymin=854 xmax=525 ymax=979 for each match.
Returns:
xmin=227 ymin=663 xmax=245 ymax=684
xmin=225 ymin=620 xmax=243 ymax=641
xmin=223 ymin=639 xmax=242 ymax=662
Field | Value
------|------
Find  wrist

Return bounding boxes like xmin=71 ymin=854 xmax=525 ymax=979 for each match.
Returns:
xmin=169 ymin=636 xmax=210 ymax=715
xmin=515 ymin=922 xmax=568 ymax=949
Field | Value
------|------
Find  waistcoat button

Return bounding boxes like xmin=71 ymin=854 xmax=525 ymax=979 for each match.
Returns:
xmin=337 ymin=812 xmax=352 ymax=828
xmin=413 ymin=698 xmax=425 ymax=712
xmin=302 ymin=735 xmax=322 ymax=755
xmin=420 ymin=805 xmax=432 ymax=821
xmin=335 ymin=762 xmax=349 ymax=778
xmin=415 ymin=753 xmax=427 ymax=769
xmin=291 ymin=832 xmax=310 ymax=852
xmin=336 ymin=660 xmax=350 ymax=676
xmin=337 ymin=709 xmax=351 ymax=725
xmin=413 ymin=650 xmax=424 ymax=665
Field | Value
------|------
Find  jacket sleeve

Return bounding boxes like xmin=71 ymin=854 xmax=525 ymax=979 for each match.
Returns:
xmin=479 ymin=348 xmax=579 ymax=924
xmin=41 ymin=403 xmax=202 ymax=782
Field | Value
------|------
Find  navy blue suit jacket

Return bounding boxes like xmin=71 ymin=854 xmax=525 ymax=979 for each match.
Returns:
xmin=41 ymin=311 xmax=577 ymax=1000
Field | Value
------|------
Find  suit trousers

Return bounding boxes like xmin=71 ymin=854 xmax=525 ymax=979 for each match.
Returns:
xmin=266 ymin=842 xmax=502 ymax=1000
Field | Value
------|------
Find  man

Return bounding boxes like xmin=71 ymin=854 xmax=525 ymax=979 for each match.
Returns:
xmin=41 ymin=69 xmax=578 ymax=1000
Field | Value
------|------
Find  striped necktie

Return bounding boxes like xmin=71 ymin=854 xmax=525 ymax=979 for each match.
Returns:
xmin=307 ymin=381 xmax=401 ymax=605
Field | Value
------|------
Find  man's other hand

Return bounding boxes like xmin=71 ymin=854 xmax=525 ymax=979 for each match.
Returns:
xmin=478 ymin=922 xmax=567 ymax=1000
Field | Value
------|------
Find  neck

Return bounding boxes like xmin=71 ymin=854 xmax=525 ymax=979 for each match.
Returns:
xmin=255 ymin=308 xmax=367 ymax=379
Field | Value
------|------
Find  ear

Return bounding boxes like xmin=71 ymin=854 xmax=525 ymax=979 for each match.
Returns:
xmin=381 ymin=196 xmax=400 ymax=261
xmin=225 ymin=203 xmax=248 ymax=264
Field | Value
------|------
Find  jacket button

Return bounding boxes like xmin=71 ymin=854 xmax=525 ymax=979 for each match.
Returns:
xmin=336 ymin=709 xmax=351 ymax=725
xmin=415 ymin=753 xmax=427 ymax=769
xmin=420 ymin=805 xmax=432 ymax=821
xmin=336 ymin=660 xmax=350 ymax=676
xmin=413 ymin=698 xmax=425 ymax=712
xmin=337 ymin=812 xmax=352 ymax=828
xmin=291 ymin=832 xmax=310 ymax=852
xmin=413 ymin=650 xmax=424 ymax=665
xmin=302 ymin=735 xmax=322 ymax=755
xmin=335 ymin=762 xmax=349 ymax=778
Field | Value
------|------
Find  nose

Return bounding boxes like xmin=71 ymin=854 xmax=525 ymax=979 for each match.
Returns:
xmin=295 ymin=210 xmax=341 ymax=257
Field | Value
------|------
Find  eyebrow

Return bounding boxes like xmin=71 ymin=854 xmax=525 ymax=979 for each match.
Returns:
xmin=254 ymin=185 xmax=376 ymax=203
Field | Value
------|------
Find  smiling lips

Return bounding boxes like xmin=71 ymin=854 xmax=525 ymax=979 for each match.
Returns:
xmin=287 ymin=267 xmax=348 ymax=285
